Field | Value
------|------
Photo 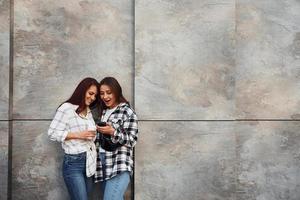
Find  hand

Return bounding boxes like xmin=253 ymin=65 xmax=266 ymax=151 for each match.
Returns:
xmin=78 ymin=130 xmax=96 ymax=140
xmin=96 ymin=124 xmax=115 ymax=136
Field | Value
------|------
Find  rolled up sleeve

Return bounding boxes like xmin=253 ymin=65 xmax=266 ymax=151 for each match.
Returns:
xmin=111 ymin=113 xmax=138 ymax=147
xmin=48 ymin=107 xmax=70 ymax=142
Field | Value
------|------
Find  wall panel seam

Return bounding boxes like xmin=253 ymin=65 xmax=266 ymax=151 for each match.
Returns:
xmin=8 ymin=0 xmax=14 ymax=199
xmin=132 ymin=0 xmax=136 ymax=200
xmin=138 ymin=119 xmax=300 ymax=122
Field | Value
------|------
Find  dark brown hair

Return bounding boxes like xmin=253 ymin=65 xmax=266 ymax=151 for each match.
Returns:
xmin=64 ymin=77 xmax=100 ymax=114
xmin=99 ymin=77 xmax=128 ymax=109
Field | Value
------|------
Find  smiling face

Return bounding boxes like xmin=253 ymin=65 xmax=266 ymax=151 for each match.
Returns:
xmin=85 ymin=85 xmax=97 ymax=106
xmin=100 ymin=84 xmax=118 ymax=109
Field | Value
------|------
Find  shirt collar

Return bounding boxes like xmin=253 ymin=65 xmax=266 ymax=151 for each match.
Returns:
xmin=79 ymin=109 xmax=90 ymax=119
xmin=70 ymin=104 xmax=91 ymax=118
xmin=70 ymin=104 xmax=91 ymax=112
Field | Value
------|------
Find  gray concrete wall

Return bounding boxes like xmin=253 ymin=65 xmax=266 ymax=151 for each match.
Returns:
xmin=236 ymin=0 xmax=300 ymax=119
xmin=135 ymin=0 xmax=300 ymax=200
xmin=0 ymin=0 xmax=9 ymax=120
xmin=1 ymin=0 xmax=300 ymax=200
xmin=135 ymin=0 xmax=236 ymax=120
xmin=0 ymin=0 xmax=9 ymax=199
xmin=0 ymin=122 xmax=9 ymax=200
xmin=6 ymin=0 xmax=134 ymax=199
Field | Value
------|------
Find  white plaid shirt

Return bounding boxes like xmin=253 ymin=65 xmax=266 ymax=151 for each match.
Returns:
xmin=94 ymin=103 xmax=138 ymax=182
xmin=48 ymin=102 xmax=97 ymax=177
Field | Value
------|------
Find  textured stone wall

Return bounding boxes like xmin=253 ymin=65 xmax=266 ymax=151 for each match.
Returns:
xmin=135 ymin=0 xmax=300 ymax=200
xmin=13 ymin=0 xmax=134 ymax=119
xmin=1 ymin=0 xmax=300 ymax=200
xmin=0 ymin=0 xmax=9 ymax=120
xmin=236 ymin=0 xmax=300 ymax=119
xmin=135 ymin=0 xmax=236 ymax=120
xmin=4 ymin=0 xmax=134 ymax=199
xmin=0 ymin=0 xmax=9 ymax=199
xmin=135 ymin=122 xmax=236 ymax=200
xmin=0 ymin=122 xmax=9 ymax=200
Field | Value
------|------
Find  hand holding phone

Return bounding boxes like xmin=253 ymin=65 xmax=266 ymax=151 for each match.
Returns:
xmin=97 ymin=121 xmax=107 ymax=127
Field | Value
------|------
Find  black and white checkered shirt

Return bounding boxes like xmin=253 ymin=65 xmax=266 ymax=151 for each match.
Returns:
xmin=94 ymin=103 xmax=138 ymax=182
xmin=48 ymin=103 xmax=97 ymax=177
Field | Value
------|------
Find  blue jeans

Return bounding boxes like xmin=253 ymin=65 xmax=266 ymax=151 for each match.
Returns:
xmin=63 ymin=152 xmax=93 ymax=200
xmin=100 ymin=153 xmax=130 ymax=200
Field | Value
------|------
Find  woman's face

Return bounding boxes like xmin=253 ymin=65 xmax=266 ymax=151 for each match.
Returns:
xmin=100 ymin=84 xmax=118 ymax=109
xmin=85 ymin=85 xmax=97 ymax=106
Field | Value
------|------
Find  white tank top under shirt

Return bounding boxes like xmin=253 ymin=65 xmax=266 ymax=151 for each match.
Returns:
xmin=99 ymin=105 xmax=119 ymax=153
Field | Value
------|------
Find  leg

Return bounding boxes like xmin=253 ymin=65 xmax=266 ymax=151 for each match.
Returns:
xmin=100 ymin=153 xmax=107 ymax=194
xmin=85 ymin=175 xmax=93 ymax=196
xmin=103 ymin=172 xmax=130 ymax=200
xmin=63 ymin=153 xmax=89 ymax=200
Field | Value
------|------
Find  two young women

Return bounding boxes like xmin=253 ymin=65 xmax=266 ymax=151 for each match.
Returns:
xmin=48 ymin=77 xmax=138 ymax=200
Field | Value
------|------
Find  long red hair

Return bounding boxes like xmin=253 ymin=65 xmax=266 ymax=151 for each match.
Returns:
xmin=64 ymin=77 xmax=100 ymax=114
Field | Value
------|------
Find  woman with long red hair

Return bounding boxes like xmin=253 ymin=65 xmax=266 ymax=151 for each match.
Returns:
xmin=48 ymin=77 xmax=100 ymax=200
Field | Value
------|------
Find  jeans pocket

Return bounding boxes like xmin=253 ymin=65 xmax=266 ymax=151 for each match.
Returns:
xmin=64 ymin=153 xmax=85 ymax=166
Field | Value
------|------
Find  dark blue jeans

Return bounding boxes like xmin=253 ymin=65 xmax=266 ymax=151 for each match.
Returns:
xmin=63 ymin=152 xmax=93 ymax=200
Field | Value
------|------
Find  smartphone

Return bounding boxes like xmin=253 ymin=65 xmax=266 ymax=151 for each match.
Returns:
xmin=97 ymin=121 xmax=107 ymax=127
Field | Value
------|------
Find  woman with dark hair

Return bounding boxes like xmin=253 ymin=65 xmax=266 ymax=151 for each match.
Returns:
xmin=48 ymin=77 xmax=100 ymax=200
xmin=94 ymin=77 xmax=138 ymax=200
